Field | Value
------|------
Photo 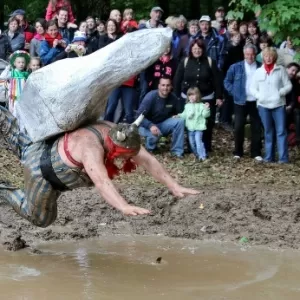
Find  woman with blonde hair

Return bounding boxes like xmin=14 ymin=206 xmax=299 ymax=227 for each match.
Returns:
xmin=250 ymin=47 xmax=292 ymax=163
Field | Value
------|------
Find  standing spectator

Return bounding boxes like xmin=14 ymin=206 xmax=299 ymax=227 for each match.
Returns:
xmin=146 ymin=45 xmax=177 ymax=91
xmin=224 ymin=44 xmax=262 ymax=161
xmin=138 ymin=7 xmax=164 ymax=29
xmin=0 ymin=50 xmax=30 ymax=115
xmin=177 ymin=87 xmax=210 ymax=161
xmin=138 ymin=6 xmax=164 ymax=103
xmin=30 ymin=18 xmax=46 ymax=57
xmin=177 ymin=20 xmax=200 ymax=58
xmin=120 ymin=8 xmax=138 ymax=34
xmin=98 ymin=19 xmax=120 ymax=49
xmin=40 ymin=20 xmax=68 ymax=65
xmin=256 ymin=35 xmax=273 ymax=64
xmin=79 ymin=21 xmax=87 ymax=34
xmin=0 ymin=31 xmax=12 ymax=60
xmin=4 ymin=17 xmax=25 ymax=52
xmin=173 ymin=39 xmax=223 ymax=152
xmin=85 ymin=16 xmax=99 ymax=53
xmin=9 ymin=10 xmax=35 ymax=50
xmin=45 ymin=0 xmax=75 ymax=23
xmin=96 ymin=20 xmax=106 ymax=36
xmin=109 ymin=9 xmax=122 ymax=27
xmin=278 ymin=37 xmax=296 ymax=67
xmin=212 ymin=6 xmax=227 ymax=35
xmin=54 ymin=31 xmax=88 ymax=61
xmin=239 ymin=22 xmax=248 ymax=41
xmin=285 ymin=63 xmax=300 ymax=131
xmin=250 ymin=47 xmax=292 ymax=163
xmin=171 ymin=15 xmax=188 ymax=61
xmin=137 ymin=77 xmax=184 ymax=158
xmin=198 ymin=15 xmax=226 ymax=70
xmin=247 ymin=20 xmax=259 ymax=48
xmin=57 ymin=7 xmax=76 ymax=42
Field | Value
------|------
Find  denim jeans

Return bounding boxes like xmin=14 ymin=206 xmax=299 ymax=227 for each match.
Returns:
xmin=104 ymin=86 xmax=136 ymax=124
xmin=139 ymin=118 xmax=185 ymax=156
xmin=138 ymin=71 xmax=149 ymax=104
xmin=258 ymin=105 xmax=288 ymax=163
xmin=188 ymin=130 xmax=206 ymax=159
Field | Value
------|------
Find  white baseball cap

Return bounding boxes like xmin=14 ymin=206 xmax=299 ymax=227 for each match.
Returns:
xmin=199 ymin=15 xmax=211 ymax=22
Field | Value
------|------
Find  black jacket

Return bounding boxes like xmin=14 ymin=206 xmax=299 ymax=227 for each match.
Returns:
xmin=0 ymin=34 xmax=12 ymax=61
xmin=98 ymin=34 xmax=121 ymax=49
xmin=173 ymin=55 xmax=223 ymax=99
xmin=145 ymin=57 xmax=177 ymax=90
xmin=86 ymin=30 xmax=99 ymax=54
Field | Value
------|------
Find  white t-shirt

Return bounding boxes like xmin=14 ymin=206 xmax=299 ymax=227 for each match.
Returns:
xmin=244 ymin=61 xmax=257 ymax=101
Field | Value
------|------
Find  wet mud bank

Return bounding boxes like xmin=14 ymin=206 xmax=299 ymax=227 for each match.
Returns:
xmin=1 ymin=184 xmax=300 ymax=250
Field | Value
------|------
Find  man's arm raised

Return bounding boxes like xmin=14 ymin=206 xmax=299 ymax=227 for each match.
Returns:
xmin=81 ymin=139 xmax=150 ymax=216
xmin=133 ymin=147 xmax=200 ymax=197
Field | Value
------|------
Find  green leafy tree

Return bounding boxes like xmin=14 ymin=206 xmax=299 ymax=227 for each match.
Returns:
xmin=227 ymin=0 xmax=300 ymax=60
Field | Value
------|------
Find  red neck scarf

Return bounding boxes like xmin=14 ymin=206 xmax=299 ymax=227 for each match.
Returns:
xmin=104 ymin=135 xmax=139 ymax=179
xmin=44 ymin=32 xmax=63 ymax=47
xmin=264 ymin=63 xmax=275 ymax=75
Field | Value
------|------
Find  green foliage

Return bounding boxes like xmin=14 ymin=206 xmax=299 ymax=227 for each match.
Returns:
xmin=227 ymin=0 xmax=300 ymax=60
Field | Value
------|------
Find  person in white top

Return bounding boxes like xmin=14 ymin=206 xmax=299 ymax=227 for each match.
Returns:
xmin=250 ymin=47 xmax=292 ymax=163
xmin=224 ymin=44 xmax=262 ymax=161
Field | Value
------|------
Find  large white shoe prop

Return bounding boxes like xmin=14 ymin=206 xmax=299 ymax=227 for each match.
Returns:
xmin=17 ymin=28 xmax=172 ymax=142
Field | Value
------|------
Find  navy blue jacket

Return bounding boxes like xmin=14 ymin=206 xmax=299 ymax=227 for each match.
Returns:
xmin=224 ymin=61 xmax=261 ymax=105
xmin=136 ymin=90 xmax=178 ymax=128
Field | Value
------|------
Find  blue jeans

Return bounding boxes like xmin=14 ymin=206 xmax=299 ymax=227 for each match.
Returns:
xmin=139 ymin=118 xmax=185 ymax=156
xmin=104 ymin=86 xmax=136 ymax=123
xmin=139 ymin=71 xmax=149 ymax=104
xmin=188 ymin=130 xmax=206 ymax=159
xmin=258 ymin=105 xmax=288 ymax=163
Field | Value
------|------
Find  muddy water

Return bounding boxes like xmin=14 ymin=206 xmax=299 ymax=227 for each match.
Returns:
xmin=0 ymin=237 xmax=300 ymax=300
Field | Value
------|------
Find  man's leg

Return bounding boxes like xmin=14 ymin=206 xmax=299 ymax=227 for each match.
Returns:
xmin=233 ymin=103 xmax=247 ymax=157
xmin=272 ymin=106 xmax=288 ymax=163
xmin=294 ymin=108 xmax=300 ymax=145
xmin=195 ymin=130 xmax=206 ymax=159
xmin=104 ymin=88 xmax=121 ymax=122
xmin=258 ymin=106 xmax=275 ymax=162
xmin=138 ymin=126 xmax=159 ymax=151
xmin=202 ymin=99 xmax=216 ymax=152
xmin=0 ymin=106 xmax=31 ymax=159
xmin=157 ymin=118 xmax=185 ymax=156
xmin=248 ymin=101 xmax=262 ymax=158
xmin=121 ymin=86 xmax=135 ymax=124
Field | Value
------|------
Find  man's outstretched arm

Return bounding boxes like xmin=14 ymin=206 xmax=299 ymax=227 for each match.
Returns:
xmin=133 ymin=147 xmax=200 ymax=197
xmin=81 ymin=139 xmax=150 ymax=216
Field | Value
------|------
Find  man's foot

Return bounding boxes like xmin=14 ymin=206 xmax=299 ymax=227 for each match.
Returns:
xmin=233 ymin=155 xmax=241 ymax=160
xmin=254 ymin=156 xmax=263 ymax=163
xmin=170 ymin=153 xmax=184 ymax=159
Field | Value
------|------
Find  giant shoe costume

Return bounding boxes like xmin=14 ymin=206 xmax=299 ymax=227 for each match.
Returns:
xmin=0 ymin=28 xmax=172 ymax=227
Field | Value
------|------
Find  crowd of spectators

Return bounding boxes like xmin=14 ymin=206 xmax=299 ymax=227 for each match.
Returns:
xmin=0 ymin=1 xmax=300 ymax=164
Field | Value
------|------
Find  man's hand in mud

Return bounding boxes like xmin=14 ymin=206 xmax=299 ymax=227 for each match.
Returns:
xmin=121 ymin=205 xmax=151 ymax=216
xmin=170 ymin=186 xmax=200 ymax=198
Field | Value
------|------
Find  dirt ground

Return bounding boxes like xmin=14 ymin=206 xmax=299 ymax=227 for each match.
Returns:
xmin=1 ymin=127 xmax=300 ymax=250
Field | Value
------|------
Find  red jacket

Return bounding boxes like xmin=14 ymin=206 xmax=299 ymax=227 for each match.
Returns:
xmin=45 ymin=0 xmax=75 ymax=23
xmin=20 ymin=22 xmax=35 ymax=43
xmin=120 ymin=20 xmax=138 ymax=34
xmin=122 ymin=76 xmax=136 ymax=88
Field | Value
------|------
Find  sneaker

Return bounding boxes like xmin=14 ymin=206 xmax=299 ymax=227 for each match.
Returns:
xmin=254 ymin=156 xmax=263 ymax=163
xmin=233 ymin=155 xmax=241 ymax=160
xmin=170 ymin=153 xmax=184 ymax=159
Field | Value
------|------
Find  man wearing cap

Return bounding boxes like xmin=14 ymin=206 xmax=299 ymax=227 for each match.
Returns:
xmin=213 ymin=7 xmax=227 ymax=35
xmin=0 ymin=106 xmax=199 ymax=228
xmin=198 ymin=15 xmax=225 ymax=71
xmin=139 ymin=7 xmax=164 ymax=30
xmin=10 ymin=9 xmax=35 ymax=49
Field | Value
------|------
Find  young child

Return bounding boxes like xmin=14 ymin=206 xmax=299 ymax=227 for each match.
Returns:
xmin=29 ymin=57 xmax=41 ymax=72
xmin=45 ymin=0 xmax=75 ymax=23
xmin=120 ymin=8 xmax=138 ymax=34
xmin=177 ymin=87 xmax=210 ymax=161
xmin=0 ymin=50 xmax=30 ymax=115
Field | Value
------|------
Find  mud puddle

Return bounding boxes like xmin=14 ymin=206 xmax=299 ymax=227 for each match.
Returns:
xmin=0 ymin=236 xmax=300 ymax=300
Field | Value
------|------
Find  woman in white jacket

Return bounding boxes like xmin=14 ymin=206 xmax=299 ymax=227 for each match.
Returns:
xmin=250 ymin=47 xmax=292 ymax=163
